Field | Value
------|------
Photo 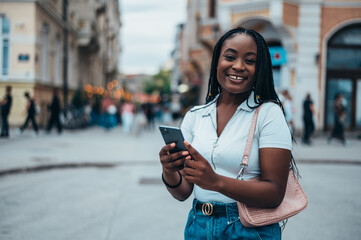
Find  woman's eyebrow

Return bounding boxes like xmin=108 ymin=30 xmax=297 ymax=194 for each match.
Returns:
xmin=223 ymin=48 xmax=237 ymax=54
xmin=223 ymin=48 xmax=257 ymax=56
xmin=246 ymin=52 xmax=257 ymax=56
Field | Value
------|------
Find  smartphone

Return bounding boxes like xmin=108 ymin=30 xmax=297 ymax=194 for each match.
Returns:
xmin=159 ymin=125 xmax=187 ymax=154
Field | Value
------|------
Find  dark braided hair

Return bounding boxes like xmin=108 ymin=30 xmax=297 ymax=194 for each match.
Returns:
xmin=205 ymin=27 xmax=282 ymax=109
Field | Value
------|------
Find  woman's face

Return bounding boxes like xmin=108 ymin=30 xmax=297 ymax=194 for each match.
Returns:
xmin=216 ymin=33 xmax=257 ymax=96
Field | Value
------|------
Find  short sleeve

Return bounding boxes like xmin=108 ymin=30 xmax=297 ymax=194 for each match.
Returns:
xmin=258 ymin=103 xmax=292 ymax=150
xmin=180 ymin=110 xmax=194 ymax=143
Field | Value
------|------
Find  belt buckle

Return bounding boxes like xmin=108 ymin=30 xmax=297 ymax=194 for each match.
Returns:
xmin=201 ymin=203 xmax=213 ymax=216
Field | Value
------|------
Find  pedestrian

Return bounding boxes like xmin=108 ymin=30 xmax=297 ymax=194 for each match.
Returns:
xmin=46 ymin=89 xmax=62 ymax=134
xmin=132 ymin=104 xmax=148 ymax=136
xmin=328 ymin=92 xmax=348 ymax=146
xmin=17 ymin=92 xmax=39 ymax=136
xmin=159 ymin=27 xmax=293 ymax=239
xmin=302 ymin=93 xmax=315 ymax=145
xmin=280 ymin=89 xmax=295 ymax=135
xmin=100 ymin=96 xmax=117 ymax=130
xmin=145 ymin=102 xmax=155 ymax=130
xmin=162 ymin=105 xmax=173 ymax=125
xmin=121 ymin=100 xmax=135 ymax=134
xmin=1 ymin=85 xmax=12 ymax=138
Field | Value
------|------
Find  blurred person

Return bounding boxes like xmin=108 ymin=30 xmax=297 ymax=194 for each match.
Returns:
xmin=1 ymin=85 xmax=12 ymax=138
xmin=170 ymin=98 xmax=182 ymax=122
xmin=159 ymin=27 xmax=293 ymax=239
xmin=132 ymin=104 xmax=148 ymax=136
xmin=328 ymin=92 xmax=348 ymax=146
xmin=101 ymin=96 xmax=117 ymax=130
xmin=145 ymin=102 xmax=155 ymax=130
xmin=121 ymin=100 xmax=135 ymax=134
xmin=162 ymin=105 xmax=173 ymax=125
xmin=280 ymin=89 xmax=295 ymax=135
xmin=46 ymin=89 xmax=62 ymax=134
xmin=302 ymin=93 xmax=315 ymax=145
xmin=17 ymin=92 xmax=39 ymax=136
xmin=90 ymin=97 xmax=101 ymax=126
xmin=154 ymin=103 xmax=163 ymax=124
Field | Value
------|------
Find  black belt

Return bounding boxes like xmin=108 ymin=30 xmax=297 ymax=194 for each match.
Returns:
xmin=196 ymin=202 xmax=227 ymax=216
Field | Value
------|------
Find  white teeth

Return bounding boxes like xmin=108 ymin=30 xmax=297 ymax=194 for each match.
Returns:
xmin=228 ymin=75 xmax=244 ymax=80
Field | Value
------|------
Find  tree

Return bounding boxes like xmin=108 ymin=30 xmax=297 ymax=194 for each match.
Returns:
xmin=143 ymin=70 xmax=171 ymax=95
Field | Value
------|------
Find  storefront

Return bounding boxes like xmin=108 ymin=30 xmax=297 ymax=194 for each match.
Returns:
xmin=325 ymin=23 xmax=361 ymax=130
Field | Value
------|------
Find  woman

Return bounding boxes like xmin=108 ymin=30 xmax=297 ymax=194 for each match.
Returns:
xmin=328 ymin=92 xmax=347 ymax=146
xmin=159 ymin=27 xmax=292 ymax=239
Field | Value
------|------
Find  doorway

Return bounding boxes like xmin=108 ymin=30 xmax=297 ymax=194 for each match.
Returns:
xmin=325 ymin=23 xmax=361 ymax=130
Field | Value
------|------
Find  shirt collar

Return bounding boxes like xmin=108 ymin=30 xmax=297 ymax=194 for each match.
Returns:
xmin=237 ymin=91 xmax=257 ymax=112
xmin=202 ymin=95 xmax=219 ymax=116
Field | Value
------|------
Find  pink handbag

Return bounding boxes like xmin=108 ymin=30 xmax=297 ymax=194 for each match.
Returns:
xmin=236 ymin=105 xmax=308 ymax=228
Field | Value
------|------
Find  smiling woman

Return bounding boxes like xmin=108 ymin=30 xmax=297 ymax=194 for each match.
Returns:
xmin=121 ymin=0 xmax=186 ymax=74
xmin=217 ymin=34 xmax=257 ymax=98
xmin=159 ymin=27 xmax=295 ymax=239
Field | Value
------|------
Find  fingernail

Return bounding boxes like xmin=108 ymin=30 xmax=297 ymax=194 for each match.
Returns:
xmin=171 ymin=143 xmax=176 ymax=147
xmin=182 ymin=151 xmax=188 ymax=155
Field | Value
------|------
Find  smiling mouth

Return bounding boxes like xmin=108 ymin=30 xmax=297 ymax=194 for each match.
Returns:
xmin=227 ymin=74 xmax=247 ymax=81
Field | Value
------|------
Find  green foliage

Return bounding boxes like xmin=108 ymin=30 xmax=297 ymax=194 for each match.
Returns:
xmin=143 ymin=70 xmax=171 ymax=95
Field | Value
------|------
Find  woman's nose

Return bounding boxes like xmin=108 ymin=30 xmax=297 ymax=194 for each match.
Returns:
xmin=232 ymin=59 xmax=245 ymax=71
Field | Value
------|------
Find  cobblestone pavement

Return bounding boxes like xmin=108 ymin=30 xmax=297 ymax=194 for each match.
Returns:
xmin=0 ymin=126 xmax=360 ymax=239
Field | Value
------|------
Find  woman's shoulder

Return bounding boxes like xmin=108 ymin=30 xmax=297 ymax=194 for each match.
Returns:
xmin=257 ymin=102 xmax=285 ymax=123
xmin=259 ymin=101 xmax=283 ymax=112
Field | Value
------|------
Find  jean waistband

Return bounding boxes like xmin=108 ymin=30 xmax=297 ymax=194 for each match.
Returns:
xmin=192 ymin=199 xmax=239 ymax=217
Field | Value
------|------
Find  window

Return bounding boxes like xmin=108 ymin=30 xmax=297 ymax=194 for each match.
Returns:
xmin=327 ymin=24 xmax=361 ymax=70
xmin=54 ymin=34 xmax=61 ymax=85
xmin=208 ymin=0 xmax=216 ymax=18
xmin=0 ymin=16 xmax=10 ymax=77
xmin=41 ymin=24 xmax=49 ymax=82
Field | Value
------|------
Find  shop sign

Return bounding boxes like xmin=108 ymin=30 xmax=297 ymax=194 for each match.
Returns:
xmin=269 ymin=47 xmax=287 ymax=66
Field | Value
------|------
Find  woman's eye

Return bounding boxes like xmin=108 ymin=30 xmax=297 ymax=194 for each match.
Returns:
xmin=245 ymin=59 xmax=256 ymax=64
xmin=223 ymin=55 xmax=235 ymax=61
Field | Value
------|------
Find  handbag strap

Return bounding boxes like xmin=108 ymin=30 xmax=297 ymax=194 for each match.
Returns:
xmin=236 ymin=105 xmax=262 ymax=180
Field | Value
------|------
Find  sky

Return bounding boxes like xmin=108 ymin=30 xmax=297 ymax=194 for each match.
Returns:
xmin=120 ymin=0 xmax=186 ymax=75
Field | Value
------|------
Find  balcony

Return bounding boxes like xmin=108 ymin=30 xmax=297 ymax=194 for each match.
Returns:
xmin=78 ymin=18 xmax=93 ymax=46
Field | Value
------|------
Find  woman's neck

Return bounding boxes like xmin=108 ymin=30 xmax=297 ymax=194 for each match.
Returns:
xmin=217 ymin=91 xmax=250 ymax=108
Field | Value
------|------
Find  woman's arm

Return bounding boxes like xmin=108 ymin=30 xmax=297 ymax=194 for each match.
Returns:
xmin=159 ymin=143 xmax=194 ymax=201
xmin=183 ymin=143 xmax=290 ymax=208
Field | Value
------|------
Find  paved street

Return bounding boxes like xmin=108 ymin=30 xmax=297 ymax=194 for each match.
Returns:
xmin=0 ymin=126 xmax=361 ymax=240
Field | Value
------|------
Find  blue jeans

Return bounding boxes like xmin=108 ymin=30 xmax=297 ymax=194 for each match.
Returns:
xmin=184 ymin=199 xmax=281 ymax=240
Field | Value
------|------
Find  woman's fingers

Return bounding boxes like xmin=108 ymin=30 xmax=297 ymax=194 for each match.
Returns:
xmin=159 ymin=143 xmax=175 ymax=157
xmin=160 ymin=146 xmax=189 ymax=172
xmin=184 ymin=141 xmax=205 ymax=162
xmin=164 ymin=158 xmax=185 ymax=171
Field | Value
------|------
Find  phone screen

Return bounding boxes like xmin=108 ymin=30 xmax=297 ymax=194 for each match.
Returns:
xmin=159 ymin=126 xmax=187 ymax=154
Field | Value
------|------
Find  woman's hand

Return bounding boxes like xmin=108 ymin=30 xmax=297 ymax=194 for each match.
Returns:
xmin=182 ymin=141 xmax=220 ymax=191
xmin=159 ymin=143 xmax=189 ymax=173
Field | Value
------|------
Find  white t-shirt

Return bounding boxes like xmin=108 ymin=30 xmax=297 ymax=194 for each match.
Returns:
xmin=181 ymin=92 xmax=292 ymax=203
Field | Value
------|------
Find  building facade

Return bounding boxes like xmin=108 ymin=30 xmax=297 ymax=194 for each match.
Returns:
xmin=174 ymin=0 xmax=361 ymax=131
xmin=0 ymin=0 xmax=121 ymax=126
